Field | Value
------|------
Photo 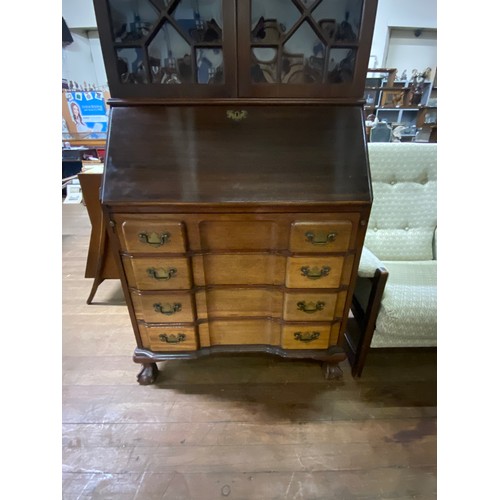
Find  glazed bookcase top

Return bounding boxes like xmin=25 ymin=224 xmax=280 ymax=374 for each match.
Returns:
xmin=93 ymin=0 xmax=378 ymax=100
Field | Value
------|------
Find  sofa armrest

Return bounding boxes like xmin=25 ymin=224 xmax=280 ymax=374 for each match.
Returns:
xmin=358 ymin=246 xmax=385 ymax=278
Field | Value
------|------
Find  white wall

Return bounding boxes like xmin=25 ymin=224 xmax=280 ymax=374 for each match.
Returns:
xmin=370 ymin=0 xmax=437 ymax=69
xmin=62 ymin=0 xmax=97 ymax=29
xmin=63 ymin=0 xmax=107 ymax=89
xmin=62 ymin=30 xmax=99 ymax=87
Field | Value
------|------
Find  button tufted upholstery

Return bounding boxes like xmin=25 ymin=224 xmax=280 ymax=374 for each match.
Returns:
xmin=364 ymin=143 xmax=437 ymax=261
xmin=347 ymin=143 xmax=437 ymax=375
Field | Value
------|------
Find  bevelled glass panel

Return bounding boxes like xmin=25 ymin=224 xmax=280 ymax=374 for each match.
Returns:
xmin=251 ymin=48 xmax=278 ymax=83
xmin=327 ymin=48 xmax=356 ymax=83
xmin=148 ymin=23 xmax=194 ymax=84
xmin=251 ymin=0 xmax=301 ymax=43
xmin=173 ymin=0 xmax=223 ymax=43
xmin=312 ymin=0 xmax=363 ymax=42
xmin=282 ymin=21 xmax=325 ymax=84
xmin=116 ymin=48 xmax=148 ymax=83
xmin=109 ymin=0 xmax=159 ymax=42
xmin=196 ymin=48 xmax=224 ymax=84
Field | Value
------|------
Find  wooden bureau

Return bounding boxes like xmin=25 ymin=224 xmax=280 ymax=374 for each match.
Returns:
xmin=93 ymin=0 xmax=377 ymax=383
xmin=100 ymin=105 xmax=372 ymax=383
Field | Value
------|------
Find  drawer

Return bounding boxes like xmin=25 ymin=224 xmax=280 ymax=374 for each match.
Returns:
xmin=203 ymin=320 xmax=281 ymax=346
xmin=196 ymin=288 xmax=283 ymax=319
xmin=199 ymin=220 xmax=286 ymax=251
xmin=283 ymin=292 xmax=338 ymax=321
xmin=282 ymin=323 xmax=338 ymax=349
xmin=131 ymin=291 xmax=195 ymax=323
xmin=123 ymin=256 xmax=192 ymax=290
xmin=286 ymin=256 xmax=344 ymax=288
xmin=289 ymin=221 xmax=353 ymax=253
xmin=282 ymin=324 xmax=331 ymax=349
xmin=139 ymin=324 xmax=198 ymax=352
xmin=114 ymin=216 xmax=186 ymax=253
xmin=196 ymin=254 xmax=286 ymax=286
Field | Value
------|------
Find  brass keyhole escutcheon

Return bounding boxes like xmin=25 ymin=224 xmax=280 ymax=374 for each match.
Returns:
xmin=227 ymin=110 xmax=248 ymax=121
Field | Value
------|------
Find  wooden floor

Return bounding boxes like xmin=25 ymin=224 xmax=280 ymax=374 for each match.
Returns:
xmin=62 ymin=202 xmax=437 ymax=499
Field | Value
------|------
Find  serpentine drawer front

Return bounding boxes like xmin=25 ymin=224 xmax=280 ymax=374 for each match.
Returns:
xmin=139 ymin=324 xmax=198 ymax=352
xmin=114 ymin=217 xmax=187 ymax=254
xmin=122 ymin=256 xmax=192 ymax=291
xmin=108 ymin=212 xmax=365 ymax=374
xmin=289 ymin=221 xmax=353 ymax=253
xmin=282 ymin=292 xmax=340 ymax=322
xmin=281 ymin=324 xmax=339 ymax=350
xmin=131 ymin=290 xmax=195 ymax=323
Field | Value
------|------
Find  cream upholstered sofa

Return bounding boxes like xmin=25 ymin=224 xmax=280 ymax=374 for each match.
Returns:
xmin=345 ymin=142 xmax=437 ymax=376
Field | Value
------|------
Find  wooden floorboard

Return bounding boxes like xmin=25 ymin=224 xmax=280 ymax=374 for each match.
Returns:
xmin=62 ymin=202 xmax=437 ymax=499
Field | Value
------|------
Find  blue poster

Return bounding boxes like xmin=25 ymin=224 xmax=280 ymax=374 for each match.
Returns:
xmin=65 ymin=91 xmax=108 ymax=139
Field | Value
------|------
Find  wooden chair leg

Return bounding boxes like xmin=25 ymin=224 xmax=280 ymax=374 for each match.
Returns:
xmin=86 ymin=217 xmax=109 ymax=304
xmin=86 ymin=277 xmax=105 ymax=304
xmin=344 ymin=267 xmax=389 ymax=377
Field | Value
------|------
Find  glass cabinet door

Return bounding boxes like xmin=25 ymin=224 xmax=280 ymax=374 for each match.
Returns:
xmin=94 ymin=0 xmax=237 ymax=98
xmin=237 ymin=0 xmax=377 ymax=98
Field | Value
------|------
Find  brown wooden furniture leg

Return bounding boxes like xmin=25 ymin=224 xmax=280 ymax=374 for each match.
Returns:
xmin=86 ymin=220 xmax=109 ymax=304
xmin=86 ymin=277 xmax=104 ymax=305
xmin=321 ymin=353 xmax=346 ymax=380
xmin=137 ymin=362 xmax=159 ymax=385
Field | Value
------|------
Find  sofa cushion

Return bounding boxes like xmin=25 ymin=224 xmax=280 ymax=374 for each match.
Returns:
xmin=365 ymin=143 xmax=437 ymax=261
xmin=371 ymin=260 xmax=437 ymax=348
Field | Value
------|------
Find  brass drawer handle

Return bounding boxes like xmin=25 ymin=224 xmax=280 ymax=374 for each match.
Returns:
xmin=304 ymin=231 xmax=336 ymax=245
xmin=138 ymin=231 xmax=171 ymax=247
xmin=300 ymin=266 xmax=331 ymax=280
xmin=294 ymin=331 xmax=320 ymax=343
xmin=153 ymin=302 xmax=182 ymax=315
xmin=297 ymin=301 xmax=325 ymax=313
xmin=159 ymin=333 xmax=186 ymax=344
xmin=147 ymin=267 xmax=177 ymax=280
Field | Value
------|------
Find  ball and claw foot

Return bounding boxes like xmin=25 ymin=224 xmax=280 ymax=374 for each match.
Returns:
xmin=137 ymin=362 xmax=159 ymax=385
xmin=322 ymin=361 xmax=343 ymax=380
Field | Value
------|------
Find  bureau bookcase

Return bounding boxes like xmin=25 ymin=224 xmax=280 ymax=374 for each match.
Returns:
xmin=94 ymin=0 xmax=377 ymax=384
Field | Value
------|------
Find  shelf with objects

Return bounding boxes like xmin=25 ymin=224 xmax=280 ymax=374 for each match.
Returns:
xmin=363 ymin=67 xmax=436 ymax=142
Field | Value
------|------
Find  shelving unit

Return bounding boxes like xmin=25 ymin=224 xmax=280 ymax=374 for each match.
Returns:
xmin=364 ymin=67 xmax=436 ymax=141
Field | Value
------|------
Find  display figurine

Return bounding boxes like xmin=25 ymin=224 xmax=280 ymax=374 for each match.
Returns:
xmin=392 ymin=91 xmax=405 ymax=107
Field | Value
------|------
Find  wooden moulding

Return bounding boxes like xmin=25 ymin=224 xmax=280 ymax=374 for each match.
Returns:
xmin=133 ymin=344 xmax=347 ymax=383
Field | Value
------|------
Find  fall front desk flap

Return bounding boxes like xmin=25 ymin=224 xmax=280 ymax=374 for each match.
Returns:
xmin=101 ymin=105 xmax=371 ymax=205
